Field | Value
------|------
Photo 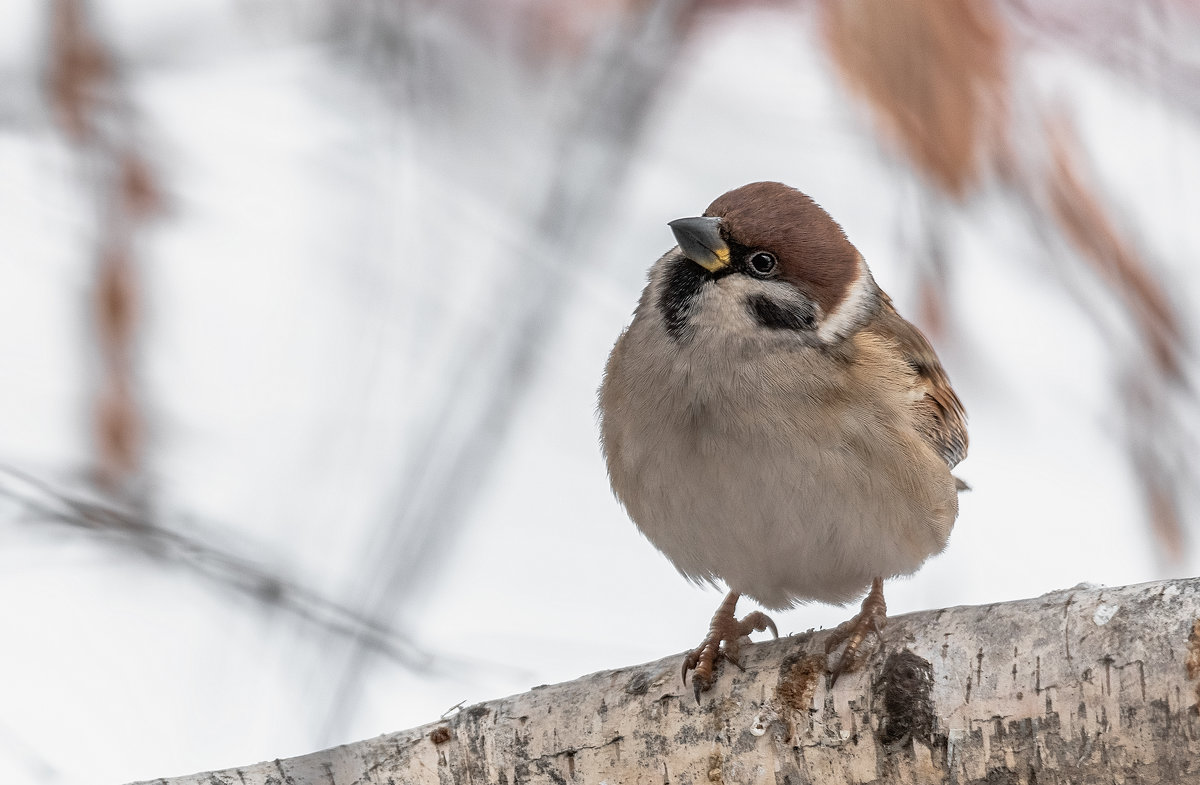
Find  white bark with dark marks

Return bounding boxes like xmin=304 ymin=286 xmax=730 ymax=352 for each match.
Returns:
xmin=132 ymin=577 xmax=1200 ymax=784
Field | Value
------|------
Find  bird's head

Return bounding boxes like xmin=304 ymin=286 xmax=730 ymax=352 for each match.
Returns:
xmin=659 ymin=181 xmax=879 ymax=345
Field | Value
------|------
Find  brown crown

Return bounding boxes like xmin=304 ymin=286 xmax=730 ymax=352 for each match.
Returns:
xmin=705 ymin=182 xmax=860 ymax=314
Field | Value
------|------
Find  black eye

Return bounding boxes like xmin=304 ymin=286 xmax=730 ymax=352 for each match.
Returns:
xmin=749 ymin=251 xmax=777 ymax=276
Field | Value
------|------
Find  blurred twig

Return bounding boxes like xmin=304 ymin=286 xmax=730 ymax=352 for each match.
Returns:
xmin=0 ymin=465 xmax=436 ymax=671
xmin=1005 ymin=0 xmax=1200 ymax=123
xmin=0 ymin=717 xmax=60 ymax=785
xmin=318 ymin=0 xmax=704 ymax=740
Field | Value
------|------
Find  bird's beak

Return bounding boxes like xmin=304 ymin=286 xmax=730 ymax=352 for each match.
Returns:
xmin=668 ymin=216 xmax=730 ymax=273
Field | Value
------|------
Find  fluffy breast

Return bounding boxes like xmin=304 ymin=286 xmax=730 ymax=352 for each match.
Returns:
xmin=599 ymin=276 xmax=958 ymax=609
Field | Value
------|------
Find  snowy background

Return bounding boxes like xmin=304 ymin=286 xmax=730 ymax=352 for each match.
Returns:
xmin=2 ymin=2 xmax=1199 ymax=783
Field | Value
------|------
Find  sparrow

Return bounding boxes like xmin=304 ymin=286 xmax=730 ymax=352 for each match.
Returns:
xmin=598 ymin=182 xmax=967 ymax=699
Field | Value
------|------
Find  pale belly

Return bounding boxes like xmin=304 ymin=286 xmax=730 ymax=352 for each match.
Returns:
xmin=602 ymin=361 xmax=958 ymax=610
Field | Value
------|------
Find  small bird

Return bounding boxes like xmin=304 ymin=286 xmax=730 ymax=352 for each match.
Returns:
xmin=598 ymin=182 xmax=967 ymax=699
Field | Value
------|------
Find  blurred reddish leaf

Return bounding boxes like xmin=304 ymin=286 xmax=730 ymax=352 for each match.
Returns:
xmin=46 ymin=0 xmax=112 ymax=141
xmin=121 ymin=154 xmax=164 ymax=219
xmin=820 ymin=0 xmax=1008 ymax=197
xmin=44 ymin=0 xmax=157 ymax=492
xmin=96 ymin=247 xmax=137 ymax=350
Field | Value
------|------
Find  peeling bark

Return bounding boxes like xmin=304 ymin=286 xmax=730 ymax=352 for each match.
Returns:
xmin=133 ymin=577 xmax=1200 ymax=784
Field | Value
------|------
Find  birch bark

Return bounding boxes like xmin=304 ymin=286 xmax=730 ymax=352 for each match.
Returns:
xmin=134 ymin=577 xmax=1200 ymax=785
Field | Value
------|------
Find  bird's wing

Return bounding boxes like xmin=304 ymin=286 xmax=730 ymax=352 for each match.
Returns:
xmin=872 ymin=294 xmax=968 ymax=470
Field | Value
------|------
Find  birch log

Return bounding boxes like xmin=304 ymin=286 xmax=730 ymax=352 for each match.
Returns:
xmin=134 ymin=577 xmax=1200 ymax=784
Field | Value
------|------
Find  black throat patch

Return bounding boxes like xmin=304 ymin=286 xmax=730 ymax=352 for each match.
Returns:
xmin=657 ymin=256 xmax=711 ymax=340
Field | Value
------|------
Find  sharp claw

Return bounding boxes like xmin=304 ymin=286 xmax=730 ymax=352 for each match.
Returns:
xmin=682 ymin=593 xmax=779 ymax=703
xmin=825 ymin=579 xmax=888 ymax=684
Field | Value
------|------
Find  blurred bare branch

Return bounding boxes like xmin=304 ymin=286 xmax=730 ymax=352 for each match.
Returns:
xmin=0 ymin=717 xmax=60 ymax=785
xmin=0 ymin=464 xmax=438 ymax=671
xmin=1122 ymin=370 xmax=1189 ymax=561
xmin=1044 ymin=116 xmax=1183 ymax=378
xmin=318 ymin=0 xmax=704 ymax=739
xmin=1005 ymin=0 xmax=1200 ymax=122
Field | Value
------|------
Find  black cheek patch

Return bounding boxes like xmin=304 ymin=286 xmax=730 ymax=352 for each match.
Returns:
xmin=747 ymin=294 xmax=816 ymax=332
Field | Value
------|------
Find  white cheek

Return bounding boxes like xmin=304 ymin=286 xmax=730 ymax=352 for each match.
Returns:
xmin=691 ymin=275 xmax=812 ymax=338
xmin=817 ymin=255 xmax=876 ymax=343
xmin=691 ymin=276 xmax=760 ymax=334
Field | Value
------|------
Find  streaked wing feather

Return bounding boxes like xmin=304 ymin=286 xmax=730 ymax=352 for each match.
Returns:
xmin=873 ymin=295 xmax=968 ymax=469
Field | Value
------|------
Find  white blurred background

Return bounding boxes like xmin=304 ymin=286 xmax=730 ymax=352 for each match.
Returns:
xmin=2 ymin=1 xmax=1199 ymax=782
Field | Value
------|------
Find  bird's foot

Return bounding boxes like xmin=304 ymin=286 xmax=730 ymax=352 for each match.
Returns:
xmin=825 ymin=577 xmax=887 ymax=685
xmin=682 ymin=592 xmax=778 ymax=702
